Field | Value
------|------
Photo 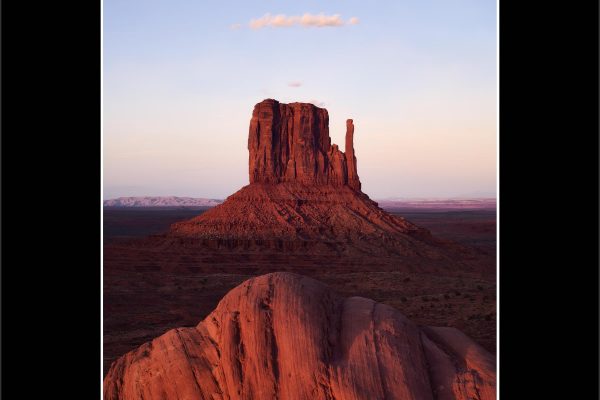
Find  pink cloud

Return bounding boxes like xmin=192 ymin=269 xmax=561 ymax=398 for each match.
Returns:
xmin=249 ymin=13 xmax=357 ymax=29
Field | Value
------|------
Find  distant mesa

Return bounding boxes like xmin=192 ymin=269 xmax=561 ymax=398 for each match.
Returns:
xmin=103 ymin=196 xmax=496 ymax=210
xmin=377 ymin=198 xmax=497 ymax=210
xmin=104 ymin=272 xmax=496 ymax=400
xmin=104 ymin=196 xmax=223 ymax=208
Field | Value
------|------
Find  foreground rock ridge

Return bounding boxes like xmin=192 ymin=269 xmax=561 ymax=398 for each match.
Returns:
xmin=104 ymin=272 xmax=496 ymax=400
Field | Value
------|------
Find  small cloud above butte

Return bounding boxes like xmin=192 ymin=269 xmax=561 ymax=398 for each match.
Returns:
xmin=230 ymin=23 xmax=242 ymax=30
xmin=308 ymin=99 xmax=326 ymax=107
xmin=249 ymin=13 xmax=359 ymax=29
xmin=288 ymin=81 xmax=302 ymax=87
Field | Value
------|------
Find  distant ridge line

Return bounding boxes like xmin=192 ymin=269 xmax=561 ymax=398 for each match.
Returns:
xmin=376 ymin=198 xmax=496 ymax=210
xmin=103 ymin=196 xmax=495 ymax=209
xmin=103 ymin=196 xmax=224 ymax=207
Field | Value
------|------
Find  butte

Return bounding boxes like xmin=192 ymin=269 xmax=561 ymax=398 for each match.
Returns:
xmin=162 ymin=98 xmax=469 ymax=268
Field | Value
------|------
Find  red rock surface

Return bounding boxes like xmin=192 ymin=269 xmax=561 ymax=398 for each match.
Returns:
xmin=345 ymin=119 xmax=360 ymax=191
xmin=104 ymin=272 xmax=495 ymax=400
xmin=248 ymin=99 xmax=361 ymax=188
xmin=168 ymin=182 xmax=439 ymax=255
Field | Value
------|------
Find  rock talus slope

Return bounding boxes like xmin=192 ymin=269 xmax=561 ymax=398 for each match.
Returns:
xmin=105 ymin=273 xmax=495 ymax=400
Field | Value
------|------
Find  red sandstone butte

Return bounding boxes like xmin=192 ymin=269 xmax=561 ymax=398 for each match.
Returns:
xmin=104 ymin=272 xmax=496 ymax=400
xmin=168 ymin=99 xmax=451 ymax=257
xmin=248 ymin=99 xmax=360 ymax=189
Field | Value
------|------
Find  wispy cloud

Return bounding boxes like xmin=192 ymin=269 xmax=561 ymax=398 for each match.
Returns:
xmin=248 ymin=13 xmax=359 ymax=29
xmin=230 ymin=23 xmax=242 ymax=30
xmin=308 ymin=99 xmax=326 ymax=107
xmin=288 ymin=81 xmax=302 ymax=87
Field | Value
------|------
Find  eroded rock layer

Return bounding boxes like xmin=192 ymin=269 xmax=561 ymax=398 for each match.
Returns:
xmin=168 ymin=182 xmax=438 ymax=255
xmin=248 ymin=99 xmax=360 ymax=189
xmin=104 ymin=272 xmax=495 ymax=400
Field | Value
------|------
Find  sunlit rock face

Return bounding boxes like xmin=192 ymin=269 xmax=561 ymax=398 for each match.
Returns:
xmin=104 ymin=273 xmax=496 ymax=400
xmin=248 ymin=99 xmax=361 ymax=189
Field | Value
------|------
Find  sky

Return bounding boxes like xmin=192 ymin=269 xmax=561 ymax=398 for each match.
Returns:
xmin=103 ymin=0 xmax=497 ymax=200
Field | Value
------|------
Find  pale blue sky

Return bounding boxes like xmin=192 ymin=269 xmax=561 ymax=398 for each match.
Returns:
xmin=103 ymin=0 xmax=496 ymax=199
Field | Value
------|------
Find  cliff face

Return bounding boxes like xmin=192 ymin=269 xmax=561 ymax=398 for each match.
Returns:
xmin=104 ymin=273 xmax=496 ymax=400
xmin=248 ymin=99 xmax=361 ymax=190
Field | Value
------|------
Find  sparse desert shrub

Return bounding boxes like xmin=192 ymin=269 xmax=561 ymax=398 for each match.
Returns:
xmin=477 ymin=285 xmax=484 ymax=291
xmin=485 ymin=314 xmax=493 ymax=321
xmin=444 ymin=293 xmax=450 ymax=299
xmin=400 ymin=296 xmax=408 ymax=302
xmin=454 ymin=290 xmax=461 ymax=296
xmin=403 ymin=277 xmax=411 ymax=283
xmin=422 ymin=296 xmax=430 ymax=302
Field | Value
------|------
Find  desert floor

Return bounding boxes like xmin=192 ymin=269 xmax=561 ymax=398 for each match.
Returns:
xmin=103 ymin=207 xmax=496 ymax=376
